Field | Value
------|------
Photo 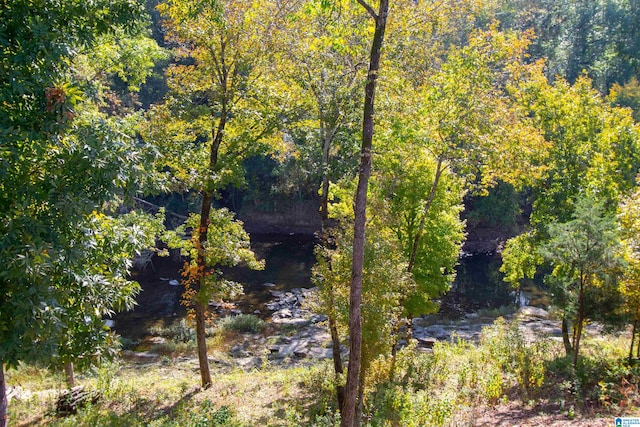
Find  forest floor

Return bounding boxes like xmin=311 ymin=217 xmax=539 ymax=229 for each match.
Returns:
xmin=8 ymin=357 xmax=636 ymax=427
xmin=6 ymin=309 xmax=640 ymax=426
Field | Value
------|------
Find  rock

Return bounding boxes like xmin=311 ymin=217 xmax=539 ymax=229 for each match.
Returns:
xmin=208 ymin=358 xmax=232 ymax=367
xmin=310 ymin=314 xmax=328 ymax=324
xmin=229 ymin=346 xmax=251 ymax=358
xmin=273 ymin=317 xmax=310 ymax=327
xmin=518 ymin=306 xmax=549 ymax=320
xmin=121 ymin=350 xmax=161 ymax=364
xmin=416 ymin=336 xmax=436 ymax=348
xmin=424 ymin=325 xmax=449 ymax=339
xmin=308 ymin=347 xmax=333 ymax=359
xmin=277 ymin=308 xmax=292 ymax=318
xmin=236 ymin=356 xmax=262 ymax=370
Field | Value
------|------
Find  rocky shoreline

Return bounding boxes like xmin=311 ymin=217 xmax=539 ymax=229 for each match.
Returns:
xmin=124 ymin=286 xmax=570 ymax=371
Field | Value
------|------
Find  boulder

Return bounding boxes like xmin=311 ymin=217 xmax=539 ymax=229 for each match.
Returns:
xmin=518 ymin=306 xmax=550 ymax=320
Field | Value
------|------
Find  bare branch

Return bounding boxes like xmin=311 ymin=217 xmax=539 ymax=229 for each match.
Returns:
xmin=356 ymin=0 xmax=378 ymax=20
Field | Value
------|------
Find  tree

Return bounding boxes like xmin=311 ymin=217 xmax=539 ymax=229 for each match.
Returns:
xmin=539 ymin=197 xmax=624 ymax=367
xmin=342 ymin=1 xmax=389 ymax=426
xmin=373 ymin=26 xmax=542 ymax=371
xmin=501 ymin=70 xmax=640 ymax=353
xmin=0 ymin=1 xmax=160 ymax=425
xmin=311 ymin=222 xmax=411 ymax=423
xmin=147 ymin=0 xmax=295 ymax=388
xmin=618 ymin=179 xmax=640 ymax=363
xmin=280 ymin=0 xmax=368 ymax=230
xmin=490 ymin=0 xmax=640 ymax=92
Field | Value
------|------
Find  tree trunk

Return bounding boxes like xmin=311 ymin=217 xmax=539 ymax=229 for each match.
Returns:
xmin=1 ymin=362 xmax=7 ymax=427
xmin=572 ymin=281 xmax=585 ymax=368
xmin=195 ymin=191 xmax=215 ymax=389
xmin=195 ymin=300 xmax=212 ymax=388
xmin=64 ymin=362 xmax=75 ymax=389
xmin=562 ymin=315 xmax=573 ymax=356
xmin=191 ymin=88 xmax=226 ymax=389
xmin=573 ymin=317 xmax=584 ymax=368
xmin=629 ymin=319 xmax=637 ymax=365
xmin=341 ymin=2 xmax=388 ymax=427
xmin=407 ymin=158 xmax=444 ymax=273
xmin=389 ymin=161 xmax=444 ymax=377
xmin=355 ymin=367 xmax=366 ymax=427
xmin=329 ymin=314 xmax=346 ymax=412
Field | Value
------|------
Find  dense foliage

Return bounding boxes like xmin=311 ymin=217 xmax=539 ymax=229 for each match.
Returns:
xmin=4 ymin=0 xmax=640 ymax=426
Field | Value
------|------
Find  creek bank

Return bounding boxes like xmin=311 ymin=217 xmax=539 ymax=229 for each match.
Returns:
xmin=127 ymin=286 xmax=570 ymax=371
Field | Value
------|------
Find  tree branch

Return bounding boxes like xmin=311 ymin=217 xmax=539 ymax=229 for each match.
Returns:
xmin=356 ymin=0 xmax=378 ymax=20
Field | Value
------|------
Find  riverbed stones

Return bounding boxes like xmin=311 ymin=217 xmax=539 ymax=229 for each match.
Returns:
xmin=517 ymin=306 xmax=550 ymax=320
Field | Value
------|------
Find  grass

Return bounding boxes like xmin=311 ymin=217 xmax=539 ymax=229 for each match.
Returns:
xmin=7 ymin=359 xmax=335 ymax=427
xmin=6 ymin=317 xmax=640 ymax=426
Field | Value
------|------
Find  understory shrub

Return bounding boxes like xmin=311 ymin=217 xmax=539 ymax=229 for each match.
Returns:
xmin=365 ymin=318 xmax=551 ymax=426
xmin=148 ymin=319 xmax=196 ymax=343
xmin=217 ymin=314 xmax=265 ymax=334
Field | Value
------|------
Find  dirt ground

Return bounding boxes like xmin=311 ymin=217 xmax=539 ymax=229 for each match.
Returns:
xmin=455 ymin=402 xmax=637 ymax=426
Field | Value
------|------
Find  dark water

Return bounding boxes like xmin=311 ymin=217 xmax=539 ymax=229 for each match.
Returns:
xmin=112 ymin=233 xmax=316 ymax=339
xmin=112 ymin=236 xmax=546 ymax=339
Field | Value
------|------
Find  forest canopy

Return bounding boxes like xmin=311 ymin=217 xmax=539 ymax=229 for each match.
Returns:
xmin=2 ymin=0 xmax=640 ymax=426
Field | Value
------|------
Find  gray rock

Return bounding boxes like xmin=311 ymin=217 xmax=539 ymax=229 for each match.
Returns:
xmin=273 ymin=317 xmax=310 ymax=327
xmin=518 ymin=306 xmax=550 ymax=319
xmin=308 ymin=347 xmax=333 ymax=359
xmin=425 ymin=325 xmax=449 ymax=339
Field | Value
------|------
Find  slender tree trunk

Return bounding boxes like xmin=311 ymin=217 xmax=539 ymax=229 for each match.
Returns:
xmin=629 ymin=319 xmax=637 ymax=365
xmin=389 ymin=319 xmax=402 ymax=382
xmin=407 ymin=158 xmax=444 ymax=273
xmin=195 ymin=300 xmax=212 ymax=388
xmin=355 ymin=368 xmax=366 ymax=427
xmin=390 ymin=160 xmax=443 ymax=379
xmin=573 ymin=281 xmax=585 ymax=368
xmin=341 ymin=2 xmax=388 ymax=427
xmin=562 ymin=315 xmax=573 ymax=356
xmin=573 ymin=317 xmax=584 ymax=368
xmin=1 ymin=362 xmax=7 ymax=427
xmin=64 ymin=362 xmax=75 ymax=389
xmin=195 ymin=191 xmax=215 ymax=389
xmin=329 ymin=314 xmax=346 ymax=411
xmin=191 ymin=81 xmax=227 ymax=388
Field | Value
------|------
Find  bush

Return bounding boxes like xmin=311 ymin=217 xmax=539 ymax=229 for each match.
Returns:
xmin=217 ymin=314 xmax=264 ymax=334
xmin=366 ymin=318 xmax=553 ymax=426
xmin=149 ymin=319 xmax=196 ymax=343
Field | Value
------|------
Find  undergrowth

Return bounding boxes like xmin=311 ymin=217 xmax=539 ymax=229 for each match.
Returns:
xmin=6 ymin=318 xmax=640 ymax=426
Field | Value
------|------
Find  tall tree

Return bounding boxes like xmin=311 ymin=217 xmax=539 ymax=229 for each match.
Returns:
xmin=278 ymin=0 xmax=370 ymax=410
xmin=148 ymin=0 xmax=295 ymax=388
xmin=342 ymin=1 xmax=389 ymax=426
xmin=539 ymin=198 xmax=623 ymax=367
xmin=618 ymin=179 xmax=640 ymax=363
xmin=0 ymin=1 xmax=160 ymax=425
xmin=501 ymin=70 xmax=640 ymax=353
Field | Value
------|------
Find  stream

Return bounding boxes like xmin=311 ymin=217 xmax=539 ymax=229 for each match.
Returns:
xmin=112 ymin=234 xmax=546 ymax=340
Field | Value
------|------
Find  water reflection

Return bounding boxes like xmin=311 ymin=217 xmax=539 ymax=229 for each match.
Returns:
xmin=114 ymin=237 xmax=547 ymax=339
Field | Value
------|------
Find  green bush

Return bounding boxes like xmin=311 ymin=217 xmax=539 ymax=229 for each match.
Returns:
xmin=149 ymin=319 xmax=196 ymax=343
xmin=217 ymin=314 xmax=265 ymax=334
